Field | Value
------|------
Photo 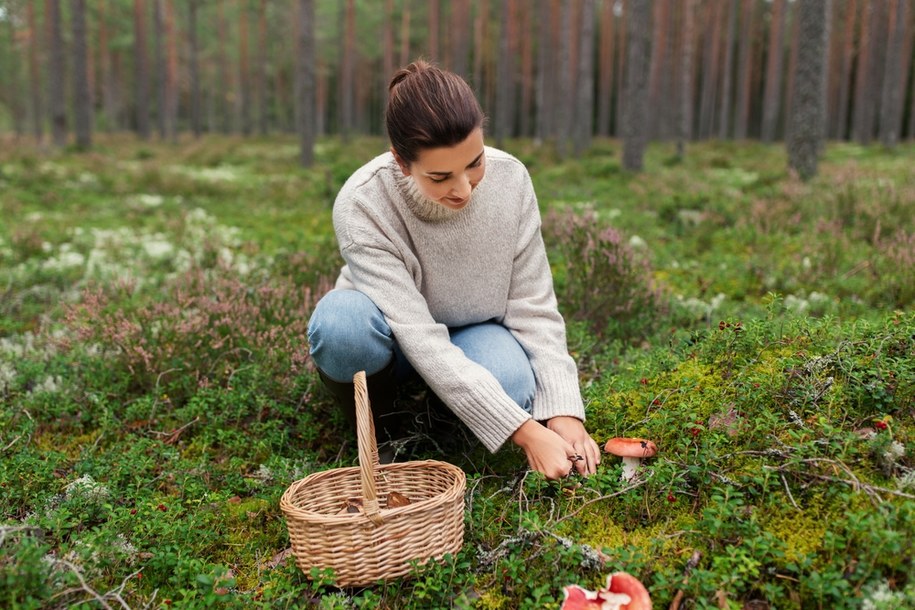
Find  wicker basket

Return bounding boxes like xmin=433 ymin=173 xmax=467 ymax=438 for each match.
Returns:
xmin=280 ymin=370 xmax=466 ymax=587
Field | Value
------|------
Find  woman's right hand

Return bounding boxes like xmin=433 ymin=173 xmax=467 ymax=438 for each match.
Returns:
xmin=511 ymin=420 xmax=579 ymax=480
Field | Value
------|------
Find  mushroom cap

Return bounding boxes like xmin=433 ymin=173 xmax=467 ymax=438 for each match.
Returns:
xmin=604 ymin=437 xmax=658 ymax=458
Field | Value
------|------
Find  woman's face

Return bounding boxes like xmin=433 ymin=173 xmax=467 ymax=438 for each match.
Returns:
xmin=395 ymin=128 xmax=486 ymax=210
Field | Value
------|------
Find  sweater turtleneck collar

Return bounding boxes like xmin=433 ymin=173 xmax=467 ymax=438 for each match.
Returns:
xmin=392 ymin=159 xmax=471 ymax=223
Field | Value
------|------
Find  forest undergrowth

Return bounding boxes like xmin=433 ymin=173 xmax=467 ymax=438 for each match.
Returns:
xmin=1 ymin=135 xmax=913 ymax=609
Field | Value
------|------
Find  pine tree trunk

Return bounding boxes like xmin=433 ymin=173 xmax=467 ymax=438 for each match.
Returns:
xmin=574 ymin=0 xmax=596 ymax=156
xmin=535 ymin=0 xmax=551 ymax=143
xmin=698 ymin=0 xmax=722 ymax=139
xmin=72 ymin=0 xmax=92 ymax=149
xmin=496 ymin=0 xmax=514 ymax=147
xmin=428 ymin=0 xmax=439 ymax=61
xmin=761 ymin=0 xmax=786 ymax=142
xmin=164 ymin=0 xmax=177 ymax=141
xmin=188 ymin=0 xmax=202 ymax=137
xmin=647 ymin=0 xmax=669 ymax=139
xmin=718 ymin=0 xmax=738 ymax=138
xmin=473 ymin=0 xmax=487 ymax=92
xmin=834 ymin=0 xmax=856 ymax=140
xmin=879 ymin=0 xmax=907 ymax=147
xmin=256 ymin=0 xmax=268 ymax=135
xmin=239 ymin=0 xmax=251 ymax=136
xmin=340 ymin=0 xmax=355 ymax=140
xmin=452 ymin=0 xmax=470 ymax=79
xmin=555 ymin=0 xmax=573 ymax=157
xmin=623 ymin=0 xmax=651 ymax=171
xmin=47 ymin=0 xmax=67 ymax=147
xmin=217 ymin=0 xmax=231 ymax=133
xmin=3 ymin=4 xmax=25 ymax=137
xmin=597 ymin=0 xmax=614 ymax=137
xmin=383 ymin=0 xmax=395 ymax=91
xmin=399 ymin=2 xmax=411 ymax=67
xmin=519 ymin=2 xmax=534 ymax=137
xmin=296 ymin=0 xmax=315 ymax=166
xmin=154 ymin=0 xmax=165 ymax=138
xmin=27 ymin=2 xmax=44 ymax=141
xmin=98 ymin=0 xmax=113 ymax=131
xmin=616 ymin=0 xmax=628 ymax=137
xmin=678 ymin=0 xmax=696 ymax=157
xmin=734 ymin=0 xmax=755 ymax=139
xmin=788 ymin=0 xmax=829 ymax=180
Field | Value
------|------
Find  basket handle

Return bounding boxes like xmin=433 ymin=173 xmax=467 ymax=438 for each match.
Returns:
xmin=354 ymin=371 xmax=384 ymax=525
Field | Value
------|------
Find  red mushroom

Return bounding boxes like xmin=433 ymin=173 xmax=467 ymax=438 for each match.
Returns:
xmin=604 ymin=438 xmax=658 ymax=482
xmin=560 ymin=572 xmax=653 ymax=610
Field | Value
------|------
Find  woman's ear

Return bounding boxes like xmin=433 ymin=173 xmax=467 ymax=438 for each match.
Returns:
xmin=391 ymin=148 xmax=411 ymax=176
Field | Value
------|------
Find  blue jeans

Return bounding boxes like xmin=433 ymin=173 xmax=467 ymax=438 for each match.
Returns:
xmin=307 ymin=289 xmax=535 ymax=413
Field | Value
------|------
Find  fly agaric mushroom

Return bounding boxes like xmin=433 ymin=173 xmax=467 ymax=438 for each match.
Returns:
xmin=560 ymin=572 xmax=653 ymax=610
xmin=604 ymin=438 xmax=658 ymax=482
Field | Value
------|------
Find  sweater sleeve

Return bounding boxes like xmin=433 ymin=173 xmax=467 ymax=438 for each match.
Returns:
xmin=336 ymin=207 xmax=532 ymax=453
xmin=503 ymin=176 xmax=585 ymax=422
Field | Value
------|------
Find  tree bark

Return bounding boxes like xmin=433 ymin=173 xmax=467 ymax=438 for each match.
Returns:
xmin=519 ymin=1 xmax=534 ymax=137
xmin=72 ymin=0 xmax=92 ymax=149
xmin=554 ymin=0 xmax=573 ymax=157
xmin=622 ymin=0 xmax=651 ymax=171
xmin=256 ymin=0 xmax=268 ymax=135
xmin=496 ymin=0 xmax=515 ymax=147
xmin=296 ymin=0 xmax=315 ymax=166
xmin=761 ymin=0 xmax=786 ymax=142
xmin=217 ymin=0 xmax=231 ymax=133
xmin=597 ymin=0 xmax=614 ymax=136
xmin=98 ymin=0 xmax=115 ymax=131
xmin=834 ymin=0 xmax=856 ymax=140
xmin=718 ymin=0 xmax=738 ymax=138
xmin=535 ymin=0 xmax=551 ymax=143
xmin=27 ymin=1 xmax=44 ymax=141
xmin=164 ymin=0 xmax=177 ymax=141
xmin=734 ymin=0 xmax=755 ymax=139
xmin=399 ymin=1 xmax=411 ymax=67
xmin=678 ymin=0 xmax=696 ymax=157
xmin=647 ymin=0 xmax=669 ymax=139
xmin=340 ymin=0 xmax=355 ymax=140
xmin=698 ymin=0 xmax=722 ymax=139
xmin=787 ymin=0 xmax=829 ymax=180
xmin=239 ymin=0 xmax=251 ymax=136
xmin=616 ymin=0 xmax=628 ymax=137
xmin=154 ymin=0 xmax=165 ymax=138
xmin=879 ymin=0 xmax=908 ymax=147
xmin=574 ymin=0 xmax=596 ymax=156
xmin=451 ymin=0 xmax=470 ymax=79
xmin=47 ymin=0 xmax=67 ymax=147
xmin=428 ymin=0 xmax=439 ymax=61
xmin=188 ymin=0 xmax=202 ymax=137
xmin=3 ymin=3 xmax=25 ymax=137
xmin=383 ymin=0 xmax=395 ymax=95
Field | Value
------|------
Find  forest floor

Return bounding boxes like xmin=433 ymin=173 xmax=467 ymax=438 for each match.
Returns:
xmin=0 ymin=134 xmax=913 ymax=609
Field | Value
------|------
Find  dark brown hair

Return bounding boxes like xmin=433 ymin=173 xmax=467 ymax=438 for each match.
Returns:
xmin=386 ymin=60 xmax=485 ymax=164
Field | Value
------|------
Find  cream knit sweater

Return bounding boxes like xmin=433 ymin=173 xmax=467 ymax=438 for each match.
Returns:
xmin=332 ymin=146 xmax=585 ymax=452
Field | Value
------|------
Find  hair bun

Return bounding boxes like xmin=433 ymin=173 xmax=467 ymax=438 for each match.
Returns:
xmin=388 ymin=59 xmax=433 ymax=93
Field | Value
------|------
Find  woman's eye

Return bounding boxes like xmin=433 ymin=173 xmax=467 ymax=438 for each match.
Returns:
xmin=430 ymin=176 xmax=448 ymax=184
xmin=470 ymin=158 xmax=483 ymax=169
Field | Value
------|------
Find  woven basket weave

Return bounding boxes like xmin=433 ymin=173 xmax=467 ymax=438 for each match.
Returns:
xmin=280 ymin=370 xmax=466 ymax=587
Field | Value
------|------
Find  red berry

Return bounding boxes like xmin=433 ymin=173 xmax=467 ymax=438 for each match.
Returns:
xmin=640 ymin=378 xmax=649 ymax=385
xmin=653 ymin=398 xmax=661 ymax=406
xmin=875 ymin=421 xmax=888 ymax=431
xmin=130 ymin=508 xmax=137 ymax=515
xmin=158 ymin=504 xmax=168 ymax=512
xmin=691 ymin=428 xmax=701 ymax=437
xmin=667 ymin=494 xmax=676 ymax=503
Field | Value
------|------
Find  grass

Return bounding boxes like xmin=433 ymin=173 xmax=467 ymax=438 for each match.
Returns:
xmin=1 ymin=133 xmax=913 ymax=609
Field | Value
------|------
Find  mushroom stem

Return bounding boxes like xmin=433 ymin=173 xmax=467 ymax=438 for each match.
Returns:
xmin=620 ymin=457 xmax=641 ymax=481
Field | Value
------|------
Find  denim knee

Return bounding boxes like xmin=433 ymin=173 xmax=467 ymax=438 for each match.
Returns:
xmin=307 ymin=290 xmax=395 ymax=380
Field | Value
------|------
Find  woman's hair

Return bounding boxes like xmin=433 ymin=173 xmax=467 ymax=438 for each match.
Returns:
xmin=386 ymin=60 xmax=485 ymax=164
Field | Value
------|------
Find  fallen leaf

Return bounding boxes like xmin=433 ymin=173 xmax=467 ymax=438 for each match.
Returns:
xmin=386 ymin=491 xmax=412 ymax=508
xmin=266 ymin=548 xmax=294 ymax=569
xmin=337 ymin=498 xmax=363 ymax=515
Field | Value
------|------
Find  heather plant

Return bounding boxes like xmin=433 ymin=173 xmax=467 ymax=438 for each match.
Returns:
xmin=543 ymin=206 xmax=665 ymax=343
xmin=61 ymin=265 xmax=332 ymax=403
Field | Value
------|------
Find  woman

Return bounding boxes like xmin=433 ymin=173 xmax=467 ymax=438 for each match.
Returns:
xmin=307 ymin=60 xmax=601 ymax=480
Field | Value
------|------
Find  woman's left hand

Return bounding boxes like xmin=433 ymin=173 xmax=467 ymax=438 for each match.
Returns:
xmin=546 ymin=416 xmax=601 ymax=476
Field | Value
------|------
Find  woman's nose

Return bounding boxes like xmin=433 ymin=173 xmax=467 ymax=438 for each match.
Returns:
xmin=452 ymin=173 xmax=472 ymax=198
